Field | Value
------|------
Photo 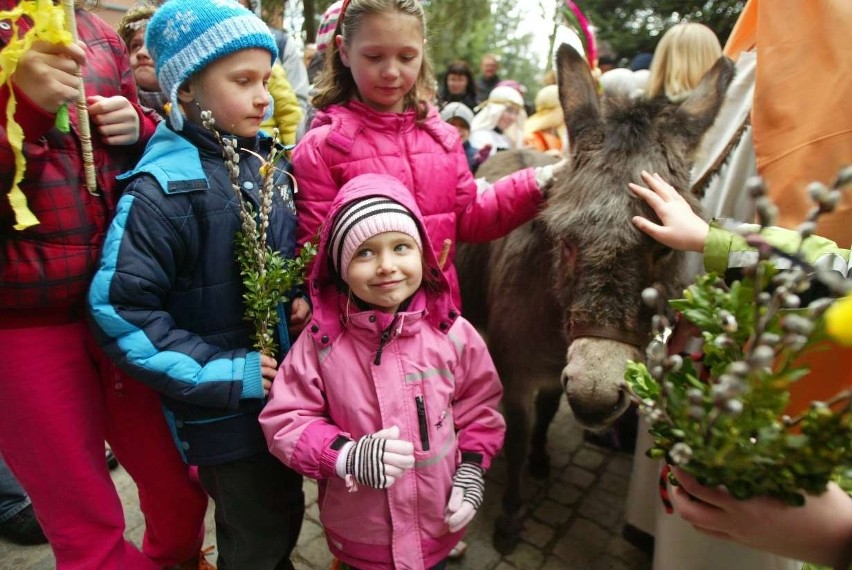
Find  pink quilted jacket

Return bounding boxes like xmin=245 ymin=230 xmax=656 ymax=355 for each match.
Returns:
xmin=261 ymin=174 xmax=505 ymax=569
xmin=292 ymin=100 xmax=544 ymax=307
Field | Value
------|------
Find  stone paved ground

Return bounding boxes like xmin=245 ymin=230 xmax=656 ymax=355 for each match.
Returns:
xmin=0 ymin=401 xmax=651 ymax=570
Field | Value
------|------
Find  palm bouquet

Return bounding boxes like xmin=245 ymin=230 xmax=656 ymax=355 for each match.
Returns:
xmin=201 ymin=111 xmax=316 ymax=358
xmin=625 ymin=170 xmax=852 ymax=506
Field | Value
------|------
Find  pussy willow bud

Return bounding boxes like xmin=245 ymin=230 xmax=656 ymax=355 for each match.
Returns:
xmin=687 ymin=405 xmax=705 ymax=420
xmin=670 ymin=442 xmax=693 ymax=466
xmin=757 ymin=332 xmax=781 ymax=346
xmin=746 ymin=176 xmax=766 ymax=198
xmin=651 ymin=314 xmax=670 ymax=335
xmin=756 ymin=196 xmax=778 ymax=226
xmin=781 ymin=294 xmax=801 ymax=309
xmin=725 ymin=399 xmax=743 ymax=415
xmin=719 ymin=311 xmax=738 ymax=333
xmin=835 ymin=165 xmax=852 ymax=189
xmin=664 ymin=354 xmax=683 ymax=372
xmin=820 ymin=190 xmax=842 ymax=213
xmin=748 ymin=345 xmax=775 ymax=368
xmin=782 ymin=314 xmax=814 ymax=336
xmin=727 ymin=361 xmax=750 ymax=377
xmin=782 ymin=334 xmax=808 ymax=352
xmin=807 ymin=297 xmax=834 ymax=316
xmin=687 ymin=388 xmax=703 ymax=404
xmin=807 ymin=181 xmax=828 ymax=203
xmin=714 ymin=334 xmax=735 ymax=349
xmin=642 ymin=287 xmax=660 ymax=309
xmin=797 ymin=221 xmax=817 ymax=239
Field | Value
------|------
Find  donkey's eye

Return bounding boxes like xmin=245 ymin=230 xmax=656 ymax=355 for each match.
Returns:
xmin=653 ymin=247 xmax=675 ymax=263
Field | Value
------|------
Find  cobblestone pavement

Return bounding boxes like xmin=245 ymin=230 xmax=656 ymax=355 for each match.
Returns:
xmin=0 ymin=401 xmax=651 ymax=570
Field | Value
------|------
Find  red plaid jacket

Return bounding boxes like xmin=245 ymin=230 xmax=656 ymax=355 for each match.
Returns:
xmin=0 ymin=2 xmax=157 ymax=320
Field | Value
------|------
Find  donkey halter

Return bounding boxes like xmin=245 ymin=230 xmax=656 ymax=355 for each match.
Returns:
xmin=567 ymin=322 xmax=651 ymax=349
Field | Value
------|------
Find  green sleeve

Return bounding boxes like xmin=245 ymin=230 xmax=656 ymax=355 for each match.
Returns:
xmin=702 ymin=219 xmax=850 ymax=274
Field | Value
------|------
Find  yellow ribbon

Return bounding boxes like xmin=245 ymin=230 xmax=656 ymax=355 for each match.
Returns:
xmin=0 ymin=0 xmax=73 ymax=229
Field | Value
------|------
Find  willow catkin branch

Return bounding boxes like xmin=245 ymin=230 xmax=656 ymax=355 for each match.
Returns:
xmin=60 ymin=0 xmax=96 ymax=195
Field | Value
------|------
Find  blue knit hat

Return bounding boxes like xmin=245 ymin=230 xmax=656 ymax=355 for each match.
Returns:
xmin=146 ymin=0 xmax=278 ymax=131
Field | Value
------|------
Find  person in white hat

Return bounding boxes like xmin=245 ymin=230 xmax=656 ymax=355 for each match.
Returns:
xmin=469 ymin=85 xmax=527 ymax=159
xmin=440 ymin=102 xmax=477 ymax=171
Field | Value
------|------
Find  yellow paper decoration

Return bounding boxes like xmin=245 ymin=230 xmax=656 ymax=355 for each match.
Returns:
xmin=825 ymin=293 xmax=852 ymax=346
xmin=0 ymin=0 xmax=73 ymax=229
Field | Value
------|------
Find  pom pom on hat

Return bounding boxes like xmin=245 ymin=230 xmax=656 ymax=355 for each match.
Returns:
xmin=146 ymin=0 xmax=278 ymax=131
xmin=329 ymin=197 xmax=423 ymax=279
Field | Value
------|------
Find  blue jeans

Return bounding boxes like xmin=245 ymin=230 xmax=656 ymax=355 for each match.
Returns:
xmin=0 ymin=453 xmax=30 ymax=522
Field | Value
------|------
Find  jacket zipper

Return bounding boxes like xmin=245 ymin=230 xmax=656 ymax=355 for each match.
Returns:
xmin=415 ymin=395 xmax=430 ymax=451
xmin=373 ymin=315 xmax=400 ymax=365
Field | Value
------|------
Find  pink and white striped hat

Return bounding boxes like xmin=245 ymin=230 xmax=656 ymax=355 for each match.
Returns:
xmin=315 ymin=0 xmax=343 ymax=56
xmin=329 ymin=196 xmax=423 ymax=278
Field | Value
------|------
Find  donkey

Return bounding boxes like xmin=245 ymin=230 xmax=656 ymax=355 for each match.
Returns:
xmin=456 ymin=44 xmax=734 ymax=553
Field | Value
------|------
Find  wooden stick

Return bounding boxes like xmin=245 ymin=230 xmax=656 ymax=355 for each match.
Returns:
xmin=438 ymin=238 xmax=452 ymax=270
xmin=60 ymin=0 xmax=97 ymax=195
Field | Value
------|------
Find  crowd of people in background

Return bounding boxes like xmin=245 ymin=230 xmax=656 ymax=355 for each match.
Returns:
xmin=1 ymin=0 xmax=850 ymax=569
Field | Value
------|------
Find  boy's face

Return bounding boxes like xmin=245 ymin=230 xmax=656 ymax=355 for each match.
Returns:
xmin=346 ymin=231 xmax=423 ymax=314
xmin=180 ymin=49 xmax=272 ymax=137
xmin=448 ymin=118 xmax=470 ymax=142
xmin=128 ymin=28 xmax=159 ymax=92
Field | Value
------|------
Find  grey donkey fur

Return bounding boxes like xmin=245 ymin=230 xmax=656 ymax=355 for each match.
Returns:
xmin=456 ymin=44 xmax=734 ymax=553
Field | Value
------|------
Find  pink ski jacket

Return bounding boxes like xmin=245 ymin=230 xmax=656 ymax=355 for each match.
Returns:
xmin=292 ymin=99 xmax=545 ymax=307
xmin=260 ymin=174 xmax=505 ymax=570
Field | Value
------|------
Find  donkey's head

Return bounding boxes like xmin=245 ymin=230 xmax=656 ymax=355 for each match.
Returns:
xmin=541 ymin=44 xmax=734 ymax=429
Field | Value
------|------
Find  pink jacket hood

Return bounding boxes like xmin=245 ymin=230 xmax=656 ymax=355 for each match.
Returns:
xmin=306 ymin=173 xmax=459 ymax=347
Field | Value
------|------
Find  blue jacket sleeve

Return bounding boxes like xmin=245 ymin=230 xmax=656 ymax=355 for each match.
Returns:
xmin=88 ymin=185 xmax=265 ymax=409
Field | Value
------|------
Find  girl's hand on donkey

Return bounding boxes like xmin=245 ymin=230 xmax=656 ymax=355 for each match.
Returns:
xmin=629 ymin=171 xmax=708 ymax=253
xmin=340 ymin=426 xmax=414 ymax=490
xmin=444 ymin=462 xmax=485 ymax=532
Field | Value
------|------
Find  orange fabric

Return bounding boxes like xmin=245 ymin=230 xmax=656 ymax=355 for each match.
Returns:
xmin=524 ymin=131 xmax=562 ymax=153
xmin=724 ymin=0 xmax=852 ymax=246
xmin=725 ymin=0 xmax=852 ymax=411
xmin=723 ymin=0 xmax=758 ymax=60
xmin=786 ymin=341 xmax=852 ymax=416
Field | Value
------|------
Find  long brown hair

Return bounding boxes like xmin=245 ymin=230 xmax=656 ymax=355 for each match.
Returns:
xmin=311 ymin=0 xmax=435 ymax=121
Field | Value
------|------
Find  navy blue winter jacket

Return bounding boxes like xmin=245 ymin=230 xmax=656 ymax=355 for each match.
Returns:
xmin=88 ymin=120 xmax=297 ymax=465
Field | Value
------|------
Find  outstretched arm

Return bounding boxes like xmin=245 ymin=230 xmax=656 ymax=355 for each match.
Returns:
xmin=630 ymin=170 xmax=708 ymax=253
xmin=672 ymin=467 xmax=852 ymax=568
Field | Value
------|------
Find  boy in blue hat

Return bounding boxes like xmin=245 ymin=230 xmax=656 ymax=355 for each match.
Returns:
xmin=88 ymin=0 xmax=309 ymax=567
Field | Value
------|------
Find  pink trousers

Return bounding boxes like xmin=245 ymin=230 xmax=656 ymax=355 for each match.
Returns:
xmin=0 ymin=321 xmax=208 ymax=569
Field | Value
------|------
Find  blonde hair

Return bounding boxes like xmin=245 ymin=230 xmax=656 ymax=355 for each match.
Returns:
xmin=117 ymin=4 xmax=157 ymax=48
xmin=311 ymin=0 xmax=435 ymax=121
xmin=645 ymin=23 xmax=722 ymax=102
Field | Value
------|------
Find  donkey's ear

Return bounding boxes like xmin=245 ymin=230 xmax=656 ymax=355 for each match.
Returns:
xmin=664 ymin=56 xmax=736 ymax=152
xmin=556 ymin=43 xmax=601 ymax=149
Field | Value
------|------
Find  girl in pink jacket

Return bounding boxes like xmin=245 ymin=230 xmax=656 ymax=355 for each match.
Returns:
xmin=293 ymin=0 xmax=564 ymax=308
xmin=260 ymin=173 xmax=505 ymax=569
